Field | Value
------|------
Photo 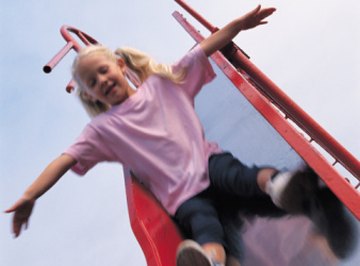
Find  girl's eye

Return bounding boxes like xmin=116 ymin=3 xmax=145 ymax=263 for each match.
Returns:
xmin=88 ymin=78 xmax=96 ymax=88
xmin=99 ymin=66 xmax=108 ymax=74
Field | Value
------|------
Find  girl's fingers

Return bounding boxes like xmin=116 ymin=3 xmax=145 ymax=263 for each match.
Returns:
xmin=5 ymin=198 xmax=34 ymax=237
xmin=261 ymin=8 xmax=276 ymax=19
xmin=25 ymin=219 xmax=30 ymax=230
xmin=13 ymin=216 xmax=28 ymax=237
xmin=246 ymin=4 xmax=261 ymax=18
xmin=5 ymin=199 xmax=26 ymax=213
xmin=4 ymin=205 xmax=17 ymax=213
xmin=254 ymin=4 xmax=262 ymax=13
xmin=255 ymin=8 xmax=276 ymax=26
xmin=13 ymin=219 xmax=22 ymax=237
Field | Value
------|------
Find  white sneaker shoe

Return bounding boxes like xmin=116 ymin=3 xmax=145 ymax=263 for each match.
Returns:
xmin=176 ymin=240 xmax=222 ymax=266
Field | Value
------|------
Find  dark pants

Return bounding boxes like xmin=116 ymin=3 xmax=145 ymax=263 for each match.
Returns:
xmin=174 ymin=152 xmax=285 ymax=261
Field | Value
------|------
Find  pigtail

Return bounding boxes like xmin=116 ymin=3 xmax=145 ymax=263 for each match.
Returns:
xmin=115 ymin=47 xmax=186 ymax=85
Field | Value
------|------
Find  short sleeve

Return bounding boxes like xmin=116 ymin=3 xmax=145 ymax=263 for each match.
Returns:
xmin=63 ymin=125 xmax=109 ymax=176
xmin=172 ymin=44 xmax=216 ymax=99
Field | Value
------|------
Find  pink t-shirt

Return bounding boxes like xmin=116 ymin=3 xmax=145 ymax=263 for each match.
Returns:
xmin=64 ymin=45 xmax=221 ymax=215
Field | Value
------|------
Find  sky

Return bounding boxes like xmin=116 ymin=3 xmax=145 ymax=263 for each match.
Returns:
xmin=1 ymin=0 xmax=359 ymax=265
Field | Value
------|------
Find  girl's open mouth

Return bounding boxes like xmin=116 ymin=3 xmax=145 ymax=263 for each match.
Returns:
xmin=105 ymin=84 xmax=116 ymax=96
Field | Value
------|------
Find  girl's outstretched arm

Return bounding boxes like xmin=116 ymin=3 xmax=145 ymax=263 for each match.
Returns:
xmin=200 ymin=5 xmax=276 ymax=56
xmin=5 ymin=154 xmax=76 ymax=237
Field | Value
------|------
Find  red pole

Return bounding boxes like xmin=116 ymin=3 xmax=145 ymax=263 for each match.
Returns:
xmin=43 ymin=25 xmax=100 ymax=92
xmin=43 ymin=42 xmax=74 ymax=73
xmin=175 ymin=0 xmax=218 ymax=32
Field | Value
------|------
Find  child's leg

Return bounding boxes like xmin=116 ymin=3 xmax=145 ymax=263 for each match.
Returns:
xmin=208 ymin=152 xmax=266 ymax=198
xmin=209 ymin=152 xmax=358 ymax=259
xmin=208 ymin=152 xmax=315 ymax=213
xmin=175 ymin=195 xmax=226 ymax=265
xmin=220 ymin=212 xmax=244 ymax=266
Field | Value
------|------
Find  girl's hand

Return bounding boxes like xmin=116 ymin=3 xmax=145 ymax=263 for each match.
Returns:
xmin=4 ymin=154 xmax=76 ymax=237
xmin=5 ymin=196 xmax=35 ymax=237
xmin=200 ymin=5 xmax=276 ymax=56
xmin=239 ymin=5 xmax=276 ymax=31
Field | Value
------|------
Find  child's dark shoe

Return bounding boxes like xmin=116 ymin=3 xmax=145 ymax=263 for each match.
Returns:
xmin=308 ymin=187 xmax=358 ymax=259
xmin=266 ymin=166 xmax=319 ymax=213
xmin=266 ymin=166 xmax=358 ymax=259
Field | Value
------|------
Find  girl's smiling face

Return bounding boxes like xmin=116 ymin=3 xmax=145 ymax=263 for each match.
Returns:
xmin=76 ymin=53 xmax=135 ymax=106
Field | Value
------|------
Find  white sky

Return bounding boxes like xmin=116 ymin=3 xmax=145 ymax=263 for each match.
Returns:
xmin=1 ymin=0 xmax=359 ymax=265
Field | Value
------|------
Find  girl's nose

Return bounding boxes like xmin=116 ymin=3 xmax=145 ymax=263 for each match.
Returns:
xmin=98 ymin=76 xmax=108 ymax=90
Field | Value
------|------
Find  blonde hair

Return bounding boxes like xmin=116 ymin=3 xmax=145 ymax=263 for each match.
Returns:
xmin=72 ymin=45 xmax=186 ymax=117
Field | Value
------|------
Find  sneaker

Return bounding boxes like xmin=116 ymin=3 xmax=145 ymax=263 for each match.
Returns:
xmin=308 ymin=187 xmax=358 ymax=259
xmin=266 ymin=166 xmax=319 ymax=214
xmin=267 ymin=167 xmax=358 ymax=259
xmin=176 ymin=240 xmax=215 ymax=266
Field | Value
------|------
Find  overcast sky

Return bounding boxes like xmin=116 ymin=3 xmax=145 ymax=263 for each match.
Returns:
xmin=1 ymin=0 xmax=359 ymax=265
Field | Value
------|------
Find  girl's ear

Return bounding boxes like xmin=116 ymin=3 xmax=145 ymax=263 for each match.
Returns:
xmin=117 ymin=58 xmax=126 ymax=73
xmin=80 ymin=90 xmax=96 ymax=103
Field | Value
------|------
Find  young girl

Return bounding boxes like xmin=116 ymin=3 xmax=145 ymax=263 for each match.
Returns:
xmin=5 ymin=5 xmax=354 ymax=266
